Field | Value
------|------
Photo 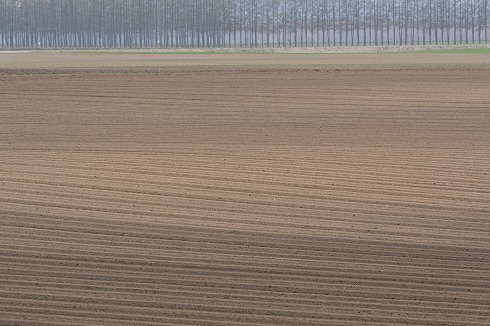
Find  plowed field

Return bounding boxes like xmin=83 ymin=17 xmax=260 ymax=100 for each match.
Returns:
xmin=1 ymin=53 xmax=489 ymax=325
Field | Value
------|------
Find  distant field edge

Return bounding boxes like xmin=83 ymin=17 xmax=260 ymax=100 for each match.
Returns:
xmin=2 ymin=67 xmax=490 ymax=77
xmin=0 ymin=67 xmax=490 ymax=77
xmin=1 ymin=44 xmax=489 ymax=75
xmin=1 ymin=43 xmax=489 ymax=54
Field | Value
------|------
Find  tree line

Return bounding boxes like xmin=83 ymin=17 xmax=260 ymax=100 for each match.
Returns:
xmin=1 ymin=0 xmax=488 ymax=48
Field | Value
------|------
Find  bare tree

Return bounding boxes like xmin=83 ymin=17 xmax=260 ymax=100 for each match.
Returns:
xmin=0 ymin=0 xmax=488 ymax=48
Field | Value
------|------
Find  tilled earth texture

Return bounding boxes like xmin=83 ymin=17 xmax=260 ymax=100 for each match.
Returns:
xmin=1 ymin=52 xmax=489 ymax=326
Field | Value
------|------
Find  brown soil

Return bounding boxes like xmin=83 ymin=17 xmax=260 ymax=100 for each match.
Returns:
xmin=1 ymin=60 xmax=489 ymax=325
xmin=1 ymin=51 xmax=490 ymax=73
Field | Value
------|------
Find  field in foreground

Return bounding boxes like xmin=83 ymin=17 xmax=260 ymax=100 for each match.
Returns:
xmin=0 ymin=54 xmax=490 ymax=325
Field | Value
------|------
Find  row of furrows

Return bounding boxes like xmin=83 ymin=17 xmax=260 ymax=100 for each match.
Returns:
xmin=3 ymin=234 xmax=488 ymax=287
xmin=4 ymin=102 xmax=488 ymax=120
xmin=3 ymin=155 xmax=490 ymax=192
xmin=0 ymin=311 xmax=400 ymax=326
xmin=2 ymin=179 xmax=489 ymax=232
xmin=4 ymin=146 xmax=490 ymax=160
xmin=3 ymin=274 xmax=488 ymax=311
xmin=6 ymin=85 xmax=489 ymax=105
xmin=2 ymin=247 xmax=488 ymax=292
xmin=2 ymin=214 xmax=489 ymax=267
xmin=2 ymin=186 xmax=486 ymax=237
xmin=2 ymin=262 xmax=488 ymax=308
xmin=1 ymin=172 xmax=488 ymax=238
xmin=3 ymin=154 xmax=489 ymax=191
xmin=2 ymin=223 xmax=488 ymax=272
xmin=2 ymin=278 xmax=488 ymax=314
xmin=4 ymin=118 xmax=487 ymax=133
xmin=0 ymin=293 xmax=488 ymax=326
xmin=2 ymin=187 xmax=487 ymax=236
xmin=58 ymin=101 xmax=483 ymax=112
xmin=2 ymin=164 xmax=489 ymax=203
xmin=1 ymin=156 xmax=487 ymax=185
xmin=4 ymin=164 xmax=487 ymax=203
xmin=2 ymin=170 xmax=489 ymax=218
xmin=3 ymin=305 xmax=480 ymax=326
xmin=6 ymin=147 xmax=490 ymax=165
xmin=2 ymin=196 xmax=489 ymax=250
xmin=3 ymin=240 xmax=488 ymax=286
xmin=3 ymin=265 xmax=488 ymax=307
xmin=2 ymin=208 xmax=489 ymax=276
xmin=2 ymin=171 xmax=489 ymax=219
xmin=1 ymin=276 xmax=488 ymax=326
xmin=2 ymin=199 xmax=488 ymax=247
xmin=3 ymin=75 xmax=488 ymax=103
xmin=4 ymin=171 xmax=488 ymax=211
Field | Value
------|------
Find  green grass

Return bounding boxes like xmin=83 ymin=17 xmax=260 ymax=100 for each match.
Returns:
xmin=46 ymin=45 xmax=490 ymax=55
xmin=60 ymin=49 xmax=274 ymax=55
xmin=399 ymin=47 xmax=490 ymax=54
xmin=422 ymin=47 xmax=490 ymax=54
xmin=2 ymin=45 xmax=489 ymax=55
xmin=74 ymin=51 xmax=237 ymax=55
